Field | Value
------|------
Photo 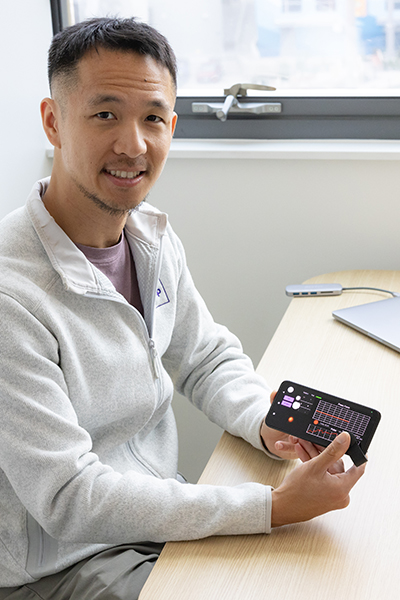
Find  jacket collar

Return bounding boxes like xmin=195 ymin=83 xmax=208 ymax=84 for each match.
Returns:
xmin=26 ymin=178 xmax=168 ymax=295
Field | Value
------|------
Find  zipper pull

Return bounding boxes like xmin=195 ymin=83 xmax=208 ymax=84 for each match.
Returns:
xmin=148 ymin=339 xmax=160 ymax=379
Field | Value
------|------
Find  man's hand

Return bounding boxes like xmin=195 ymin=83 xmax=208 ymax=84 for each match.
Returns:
xmin=271 ymin=431 xmax=366 ymax=527
xmin=261 ymin=391 xmax=305 ymax=460
xmin=261 ymin=391 xmax=327 ymax=460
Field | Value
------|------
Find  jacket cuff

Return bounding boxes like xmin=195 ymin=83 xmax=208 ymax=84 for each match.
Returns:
xmin=265 ymin=485 xmax=273 ymax=534
xmin=259 ymin=420 xmax=284 ymax=461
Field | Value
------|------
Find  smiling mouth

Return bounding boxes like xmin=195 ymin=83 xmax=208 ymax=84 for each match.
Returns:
xmin=104 ymin=169 xmax=144 ymax=180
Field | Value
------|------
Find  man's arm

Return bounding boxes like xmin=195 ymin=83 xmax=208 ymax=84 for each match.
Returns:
xmin=161 ymin=227 xmax=274 ymax=451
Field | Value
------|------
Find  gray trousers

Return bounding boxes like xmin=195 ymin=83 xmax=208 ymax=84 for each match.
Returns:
xmin=0 ymin=543 xmax=163 ymax=600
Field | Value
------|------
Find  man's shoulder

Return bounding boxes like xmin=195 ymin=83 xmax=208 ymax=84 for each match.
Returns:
xmin=0 ymin=203 xmax=35 ymax=255
xmin=0 ymin=179 xmax=49 ymax=249
xmin=0 ymin=195 xmax=55 ymax=309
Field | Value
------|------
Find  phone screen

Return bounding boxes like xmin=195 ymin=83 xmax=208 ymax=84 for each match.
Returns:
xmin=265 ymin=381 xmax=381 ymax=461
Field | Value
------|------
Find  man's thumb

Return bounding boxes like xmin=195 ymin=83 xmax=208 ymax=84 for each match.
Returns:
xmin=317 ymin=431 xmax=351 ymax=467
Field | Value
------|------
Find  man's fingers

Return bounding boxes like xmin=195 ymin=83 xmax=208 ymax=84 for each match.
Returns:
xmin=296 ymin=439 xmax=320 ymax=461
xmin=295 ymin=442 xmax=312 ymax=463
xmin=312 ymin=431 xmax=351 ymax=471
xmin=342 ymin=460 xmax=367 ymax=486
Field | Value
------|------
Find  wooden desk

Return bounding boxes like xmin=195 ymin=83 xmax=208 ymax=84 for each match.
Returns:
xmin=140 ymin=271 xmax=400 ymax=600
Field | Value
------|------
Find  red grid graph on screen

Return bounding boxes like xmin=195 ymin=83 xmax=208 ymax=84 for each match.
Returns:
xmin=312 ymin=399 xmax=370 ymax=437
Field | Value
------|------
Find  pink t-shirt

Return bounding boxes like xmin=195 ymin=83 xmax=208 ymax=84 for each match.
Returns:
xmin=76 ymin=231 xmax=144 ymax=316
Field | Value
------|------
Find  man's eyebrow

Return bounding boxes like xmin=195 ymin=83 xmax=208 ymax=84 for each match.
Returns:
xmin=88 ymin=94 xmax=122 ymax=107
xmin=148 ymin=99 xmax=170 ymax=111
xmin=87 ymin=95 xmax=171 ymax=112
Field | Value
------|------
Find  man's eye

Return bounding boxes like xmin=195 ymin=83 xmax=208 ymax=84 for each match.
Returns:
xmin=146 ymin=115 xmax=163 ymax=123
xmin=96 ymin=112 xmax=115 ymax=120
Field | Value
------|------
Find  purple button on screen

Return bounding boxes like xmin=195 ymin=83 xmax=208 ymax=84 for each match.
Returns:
xmin=283 ymin=395 xmax=294 ymax=402
xmin=282 ymin=401 xmax=293 ymax=408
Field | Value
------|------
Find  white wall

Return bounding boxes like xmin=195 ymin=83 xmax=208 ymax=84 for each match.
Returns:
xmin=152 ymin=155 xmax=400 ymax=365
xmin=2 ymin=2 xmax=400 ymax=483
xmin=0 ymin=0 xmax=53 ymax=219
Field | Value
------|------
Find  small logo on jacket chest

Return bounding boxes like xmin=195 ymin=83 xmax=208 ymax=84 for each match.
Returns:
xmin=156 ymin=280 xmax=170 ymax=308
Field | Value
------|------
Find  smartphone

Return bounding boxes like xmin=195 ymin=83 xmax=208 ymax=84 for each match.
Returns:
xmin=265 ymin=381 xmax=381 ymax=466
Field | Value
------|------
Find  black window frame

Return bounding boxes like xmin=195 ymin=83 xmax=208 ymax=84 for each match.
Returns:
xmin=50 ymin=0 xmax=400 ymax=141
xmin=174 ymin=96 xmax=400 ymax=139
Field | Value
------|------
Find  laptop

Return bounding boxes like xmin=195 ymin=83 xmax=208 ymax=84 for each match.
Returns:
xmin=332 ymin=296 xmax=400 ymax=353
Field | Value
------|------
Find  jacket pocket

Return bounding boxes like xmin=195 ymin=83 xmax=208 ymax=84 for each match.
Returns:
xmin=25 ymin=512 xmax=58 ymax=578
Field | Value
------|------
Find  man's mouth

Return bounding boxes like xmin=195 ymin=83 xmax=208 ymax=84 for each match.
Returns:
xmin=104 ymin=169 xmax=143 ymax=180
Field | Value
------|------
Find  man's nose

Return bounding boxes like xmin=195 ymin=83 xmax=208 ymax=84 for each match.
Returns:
xmin=113 ymin=123 xmax=147 ymax=157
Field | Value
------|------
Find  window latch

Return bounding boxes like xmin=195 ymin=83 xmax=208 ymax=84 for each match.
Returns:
xmin=192 ymin=83 xmax=281 ymax=122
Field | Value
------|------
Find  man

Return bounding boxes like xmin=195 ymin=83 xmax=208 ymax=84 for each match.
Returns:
xmin=0 ymin=17 xmax=364 ymax=599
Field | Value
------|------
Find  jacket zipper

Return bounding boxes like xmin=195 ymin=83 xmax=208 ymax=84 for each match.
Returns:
xmin=26 ymin=512 xmax=58 ymax=577
xmin=148 ymin=338 xmax=160 ymax=379
xmin=83 ymin=235 xmax=165 ymax=475
xmin=146 ymin=235 xmax=164 ymax=381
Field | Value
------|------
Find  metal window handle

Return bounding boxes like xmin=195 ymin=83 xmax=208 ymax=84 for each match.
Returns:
xmin=192 ymin=83 xmax=279 ymax=122
xmin=223 ymin=82 xmax=276 ymax=97
xmin=216 ymin=94 xmax=237 ymax=122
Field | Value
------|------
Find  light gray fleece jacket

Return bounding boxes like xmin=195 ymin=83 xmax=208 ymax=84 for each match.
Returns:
xmin=0 ymin=179 xmax=274 ymax=586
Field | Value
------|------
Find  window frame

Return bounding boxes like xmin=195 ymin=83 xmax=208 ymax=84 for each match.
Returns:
xmin=174 ymin=95 xmax=400 ymax=139
xmin=50 ymin=0 xmax=400 ymax=141
xmin=50 ymin=0 xmax=65 ymax=34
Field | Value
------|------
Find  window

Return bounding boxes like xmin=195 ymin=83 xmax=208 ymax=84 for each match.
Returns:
xmin=282 ymin=0 xmax=302 ymax=13
xmin=316 ymin=0 xmax=335 ymax=11
xmin=50 ymin=0 xmax=400 ymax=140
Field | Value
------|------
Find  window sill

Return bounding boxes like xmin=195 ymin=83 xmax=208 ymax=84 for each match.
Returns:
xmin=167 ymin=139 xmax=400 ymax=160
xmin=45 ymin=139 xmax=400 ymax=161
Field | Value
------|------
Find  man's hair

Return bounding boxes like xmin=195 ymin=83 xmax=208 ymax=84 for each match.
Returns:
xmin=48 ymin=17 xmax=177 ymax=94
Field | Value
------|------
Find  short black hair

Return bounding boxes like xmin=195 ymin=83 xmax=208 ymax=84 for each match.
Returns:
xmin=48 ymin=17 xmax=177 ymax=94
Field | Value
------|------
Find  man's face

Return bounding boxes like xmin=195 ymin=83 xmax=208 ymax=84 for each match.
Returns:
xmin=49 ymin=48 xmax=177 ymax=216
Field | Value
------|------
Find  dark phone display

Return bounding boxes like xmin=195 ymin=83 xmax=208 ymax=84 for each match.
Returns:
xmin=265 ymin=381 xmax=381 ymax=460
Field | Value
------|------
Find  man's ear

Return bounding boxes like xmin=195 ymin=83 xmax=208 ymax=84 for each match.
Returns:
xmin=171 ymin=112 xmax=178 ymax=137
xmin=40 ymin=98 xmax=62 ymax=149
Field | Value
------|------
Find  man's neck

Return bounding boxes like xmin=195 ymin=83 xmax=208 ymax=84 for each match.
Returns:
xmin=42 ymin=176 xmax=128 ymax=248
